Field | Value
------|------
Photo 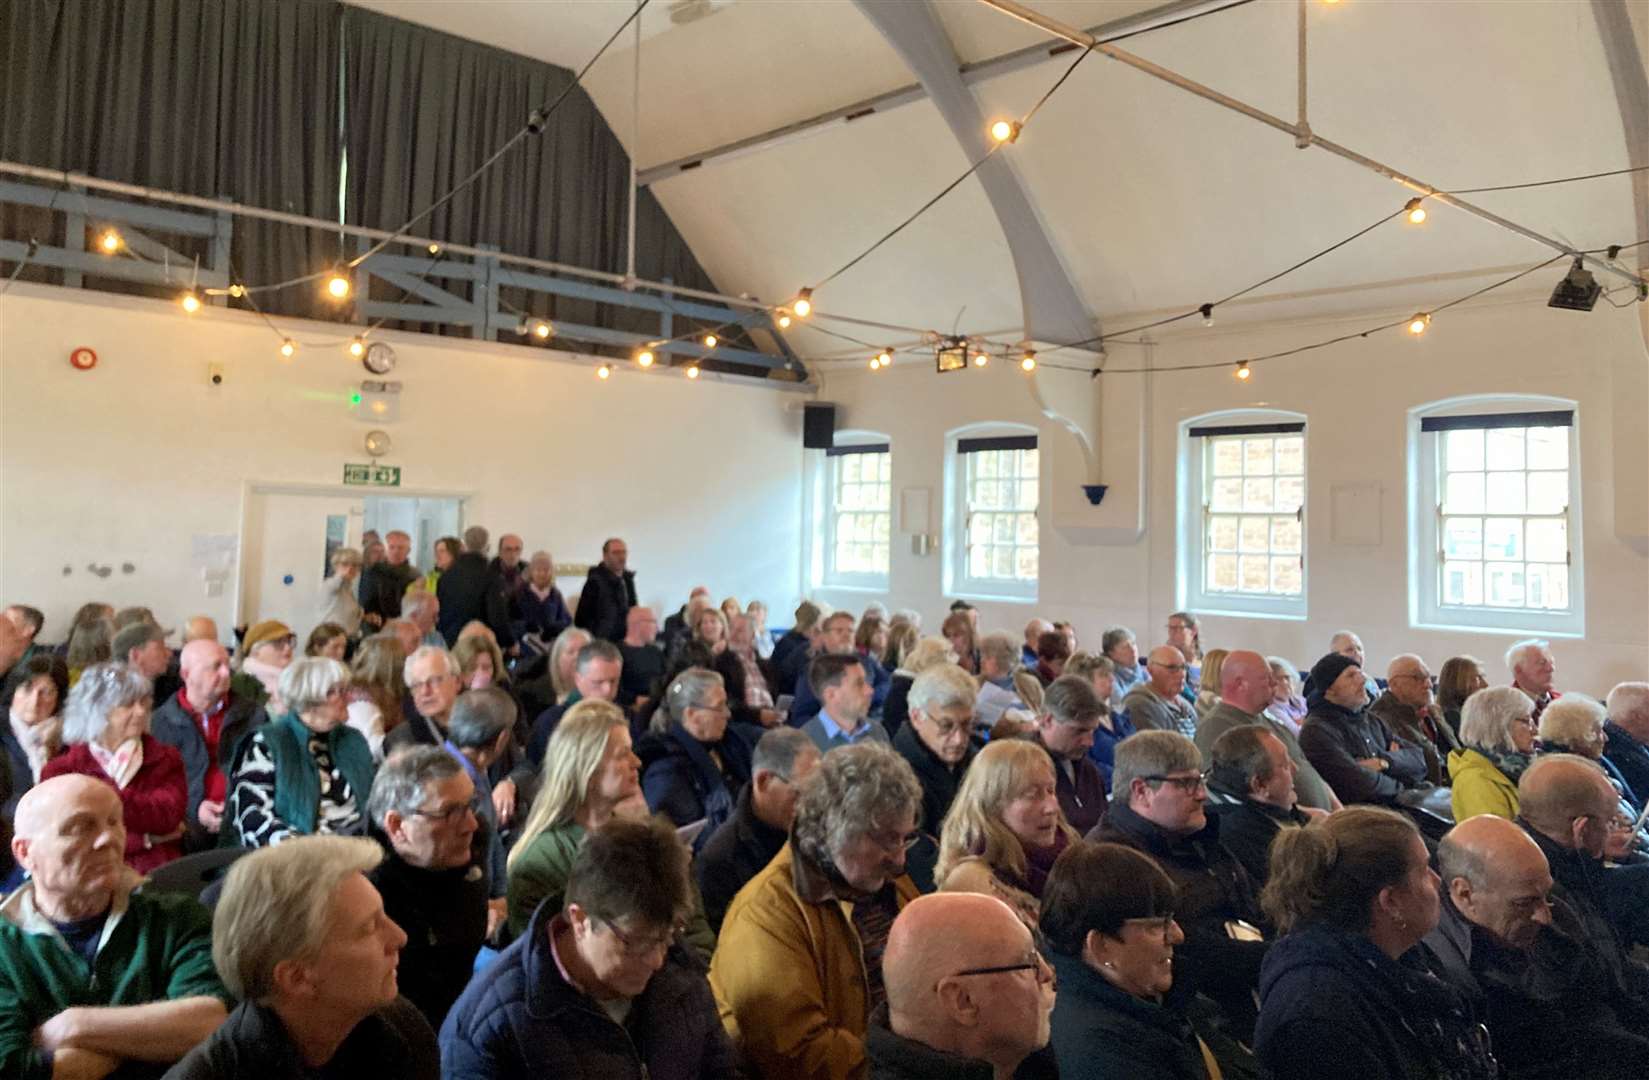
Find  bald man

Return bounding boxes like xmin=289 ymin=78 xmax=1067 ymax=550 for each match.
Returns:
xmin=1518 ymin=754 xmax=1649 ymax=958
xmin=180 ymin=616 xmax=218 ymax=645
xmin=1 ymin=776 xmax=230 ymax=1078
xmin=1424 ymin=813 xmax=1649 ymax=1075
xmin=151 ymin=638 xmax=268 ymax=841
xmin=1369 ymin=654 xmax=1459 ymax=786
xmin=1325 ymin=631 xmax=1380 ymax=702
xmin=1195 ymin=650 xmax=1338 ymax=812
xmin=1122 ymin=646 xmax=1198 ymax=740
xmin=868 ymin=893 xmax=1055 ymax=1079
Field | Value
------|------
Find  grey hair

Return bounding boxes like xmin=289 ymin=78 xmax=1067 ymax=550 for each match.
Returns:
xmin=279 ymin=657 xmax=351 ymax=715
xmin=529 ymin=549 xmax=555 ymax=568
xmin=462 ymin=525 xmax=489 ymax=553
xmin=1538 ymin=694 xmax=1606 ymax=754
xmin=657 ymin=667 xmax=724 ymax=733
xmin=1209 ymin=725 xmax=1280 ymax=793
xmin=1100 ymin=626 xmax=1135 ymax=655
xmin=1504 ymin=638 xmax=1549 ymax=675
xmin=329 ymin=546 xmax=362 ymax=570
xmin=907 ymin=663 xmax=977 ymax=717
xmin=61 ymin=662 xmax=152 ymax=744
xmin=402 ymin=592 xmax=438 ymax=620
xmin=900 ymin=636 xmax=956 ymax=676
xmin=1042 ymin=674 xmax=1106 ymax=725
xmin=1605 ymin=682 xmax=1649 ymax=726
xmin=448 ymin=686 xmax=516 ymax=750
xmin=403 ymin=645 xmax=460 ymax=685
xmin=1113 ymin=730 xmax=1201 ymax=798
xmin=1266 ymin=656 xmax=1302 ymax=696
xmin=368 ymin=746 xmax=466 ymax=827
xmin=977 ymin=631 xmax=1018 ymax=671
xmin=212 ymin=836 xmax=383 ymax=1002
xmin=1436 ymin=831 xmax=1492 ymax=892
xmin=1458 ymin=686 xmax=1533 ymax=755
xmin=792 ymin=742 xmax=922 ymax=870
xmin=752 ymin=727 xmax=819 ymax=781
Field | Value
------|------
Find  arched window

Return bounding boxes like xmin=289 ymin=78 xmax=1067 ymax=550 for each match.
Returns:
xmin=1177 ymin=409 xmax=1308 ymax=618
xmin=811 ymin=431 xmax=892 ymax=589
xmin=1409 ymin=395 xmax=1583 ymax=635
xmin=945 ymin=423 xmax=1039 ymax=602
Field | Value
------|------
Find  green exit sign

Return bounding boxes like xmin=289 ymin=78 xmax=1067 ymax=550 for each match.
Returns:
xmin=343 ymin=463 xmax=401 ymax=487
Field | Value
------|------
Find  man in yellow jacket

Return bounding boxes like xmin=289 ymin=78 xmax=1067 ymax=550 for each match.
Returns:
xmin=710 ymin=742 xmax=924 ymax=1079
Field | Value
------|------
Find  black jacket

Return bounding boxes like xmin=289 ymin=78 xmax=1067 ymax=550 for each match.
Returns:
xmin=866 ymin=1005 xmax=996 ymax=1080
xmin=1519 ymin=817 xmax=1649 ymax=975
xmin=1299 ymin=700 xmax=1428 ymax=805
xmin=1605 ymin=721 xmax=1649 ymax=811
xmin=368 ymin=846 xmax=490 ymax=1031
xmin=636 ymin=722 xmax=755 ymax=839
xmin=772 ymin=630 xmax=812 ymax=697
xmin=436 ymin=552 xmax=514 ymax=648
xmin=438 ymin=902 xmax=738 ymax=1080
xmin=163 ymin=997 xmax=438 ymax=1079
xmin=150 ymin=690 xmax=266 ymax=834
xmin=383 ymin=709 xmax=446 ymax=758
xmin=1206 ymin=783 xmax=1310 ymax=889
xmin=1088 ymin=801 xmax=1269 ymax=1039
xmin=892 ymin=720 xmax=975 ymax=892
xmin=1421 ymin=893 xmax=1649 ymax=1079
xmin=573 ymin=565 xmax=637 ymax=643
xmin=696 ymin=785 xmax=788 ymax=933
xmin=358 ymin=561 xmax=421 ymax=622
xmin=618 ymin=642 xmax=665 ymax=708
xmin=1257 ymin=923 xmax=1494 ymax=1080
xmin=882 ymin=673 xmax=915 ymax=738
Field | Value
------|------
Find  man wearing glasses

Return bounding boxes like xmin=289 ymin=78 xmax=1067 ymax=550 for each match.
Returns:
xmin=366 ymin=746 xmax=488 ymax=1030
xmin=1370 ymin=654 xmax=1460 ymax=786
xmin=867 ymin=892 xmax=1056 ymax=1079
xmin=1122 ymin=646 xmax=1199 ymax=741
xmin=386 ymin=646 xmax=464 ymax=756
xmin=1089 ymin=730 xmax=1269 ymax=1041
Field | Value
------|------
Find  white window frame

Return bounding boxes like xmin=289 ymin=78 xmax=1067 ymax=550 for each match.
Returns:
xmin=809 ymin=433 xmax=892 ymax=591
xmin=1177 ymin=410 xmax=1308 ymax=619
xmin=1408 ymin=395 xmax=1584 ymax=637
xmin=945 ymin=425 xmax=1040 ymax=603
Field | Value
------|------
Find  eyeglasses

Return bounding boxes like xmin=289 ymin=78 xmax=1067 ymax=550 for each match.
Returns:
xmin=602 ymin=920 xmax=681 ymax=959
xmin=951 ymin=951 xmax=1056 ymax=988
xmin=411 ymin=801 xmax=475 ymax=827
xmin=919 ymin=716 xmax=972 ymax=739
xmin=408 ymin=674 xmax=456 ymax=694
xmin=1121 ymin=913 xmax=1178 ymax=937
xmin=1142 ymin=774 xmax=1206 ymax=794
xmin=690 ymin=702 xmax=732 ymax=716
xmin=867 ymin=828 xmax=923 ymax=853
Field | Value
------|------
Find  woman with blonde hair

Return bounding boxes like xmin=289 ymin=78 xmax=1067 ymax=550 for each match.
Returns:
xmin=547 ymin=628 xmax=592 ymax=704
xmin=504 ymin=700 xmax=642 ymax=942
xmin=935 ymin=738 xmax=1079 ymax=926
xmin=1195 ymin=648 xmax=1229 ymax=720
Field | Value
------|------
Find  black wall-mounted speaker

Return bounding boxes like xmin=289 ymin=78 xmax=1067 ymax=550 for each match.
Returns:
xmin=803 ymin=403 xmax=836 ymax=449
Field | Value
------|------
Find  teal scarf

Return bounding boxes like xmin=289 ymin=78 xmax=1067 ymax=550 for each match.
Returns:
xmin=263 ymin=712 xmax=376 ymax=836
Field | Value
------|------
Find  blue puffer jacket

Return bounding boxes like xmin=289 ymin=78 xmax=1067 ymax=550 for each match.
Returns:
xmin=438 ymin=900 xmax=739 ymax=1080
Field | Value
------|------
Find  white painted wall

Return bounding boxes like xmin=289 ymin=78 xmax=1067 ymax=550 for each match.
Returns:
xmin=0 ymin=284 xmax=805 ymax=641
xmin=813 ymin=293 xmax=1649 ymax=695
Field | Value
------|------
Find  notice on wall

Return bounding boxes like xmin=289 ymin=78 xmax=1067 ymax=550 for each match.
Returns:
xmin=343 ymin=463 xmax=402 ymax=487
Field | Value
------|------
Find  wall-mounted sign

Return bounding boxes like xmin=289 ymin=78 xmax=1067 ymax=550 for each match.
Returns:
xmin=343 ymin=463 xmax=401 ymax=487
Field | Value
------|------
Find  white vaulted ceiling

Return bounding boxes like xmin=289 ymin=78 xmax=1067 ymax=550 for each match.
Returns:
xmin=347 ymin=0 xmax=1646 ymax=360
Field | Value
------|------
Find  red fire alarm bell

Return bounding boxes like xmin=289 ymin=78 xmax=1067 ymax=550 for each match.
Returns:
xmin=69 ymin=347 xmax=98 ymax=371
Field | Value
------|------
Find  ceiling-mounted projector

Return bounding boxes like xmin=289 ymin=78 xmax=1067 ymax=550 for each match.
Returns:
xmin=1547 ymin=258 xmax=1601 ymax=312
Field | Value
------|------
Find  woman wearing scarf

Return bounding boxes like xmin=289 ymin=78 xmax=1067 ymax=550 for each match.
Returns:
xmin=234 ymin=620 xmax=295 ymax=710
xmin=1448 ymin=685 xmax=1536 ymax=819
xmin=2 ymin=654 xmax=68 ymax=815
xmin=42 ymin=661 xmax=187 ymax=873
xmin=935 ymin=738 xmax=1078 ymax=927
xmin=1298 ymin=652 xmax=1429 ymax=808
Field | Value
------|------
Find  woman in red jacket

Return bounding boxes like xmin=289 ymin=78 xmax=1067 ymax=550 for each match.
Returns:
xmin=43 ymin=660 xmax=187 ymax=873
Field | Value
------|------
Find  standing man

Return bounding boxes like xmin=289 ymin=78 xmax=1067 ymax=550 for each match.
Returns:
xmin=573 ymin=538 xmax=637 ymax=643
xmin=1196 ymin=650 xmax=1338 ymax=812
xmin=152 ymin=638 xmax=268 ymax=843
xmin=435 ymin=526 xmax=514 ymax=649
xmin=489 ymin=534 xmax=528 ymax=593
xmin=1123 ymin=646 xmax=1198 ymax=741
xmin=359 ymin=530 xmax=421 ymax=628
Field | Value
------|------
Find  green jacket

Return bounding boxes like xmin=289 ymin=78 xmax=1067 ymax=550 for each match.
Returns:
xmin=1448 ymin=747 xmax=1520 ymax=820
xmin=0 ymin=874 xmax=231 ymax=1080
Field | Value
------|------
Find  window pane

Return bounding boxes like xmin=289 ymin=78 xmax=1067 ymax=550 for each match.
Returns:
xmin=1485 ymin=428 xmax=1525 ymax=470
xmin=1526 ymin=427 xmax=1567 ymax=470
xmin=1243 ymin=478 xmax=1275 ymax=511
xmin=1208 ymin=554 xmax=1239 ymax=591
xmin=1444 ymin=429 xmax=1484 ymax=471
xmin=1210 ymin=517 xmax=1240 ymax=551
xmin=992 ymin=548 xmax=1015 ymax=578
xmin=975 ymin=482 xmax=998 ymax=509
xmin=1442 ymin=517 xmax=1483 ymax=559
xmin=1211 ymin=479 xmax=1243 ymax=512
xmin=968 ymin=515 xmax=989 ymax=544
xmin=1238 ymin=555 xmax=1270 ymax=592
xmin=976 ymin=454 xmax=997 ymax=479
xmin=1274 ymin=476 xmax=1304 ymax=513
xmin=1212 ymin=440 xmax=1243 ymax=476
xmin=1018 ymin=480 xmax=1038 ymax=509
xmin=1525 ymin=519 xmax=1566 ymax=562
xmin=1483 ymin=518 xmax=1522 ymax=560
xmin=1485 ymin=472 xmax=1526 ymax=514
xmin=1485 ymin=562 xmax=1525 ymax=607
xmin=1274 ymin=436 xmax=1304 ymax=475
xmin=878 ymin=456 xmax=893 ymax=482
xmin=1271 ymin=557 xmax=1302 ymax=595
xmin=1444 ymin=472 xmax=1485 ymax=514
xmin=999 ymin=481 xmax=1019 ymax=509
xmin=841 ymin=457 xmax=860 ymax=483
xmin=1015 ymin=548 xmax=1039 ymax=580
xmin=1244 ymin=438 xmax=1274 ymax=476
xmin=1239 ymin=516 xmax=1269 ymax=552
xmin=1527 ymin=563 xmax=1569 ymax=609
xmin=1442 ymin=561 xmax=1483 ymax=606
xmin=1527 ymin=472 xmax=1568 ymax=514
xmin=1016 ymin=514 xmax=1039 ymax=546
xmin=992 ymin=516 xmax=1015 ymax=543
xmin=969 ymin=546 xmax=989 ymax=577
xmin=1271 ymin=516 xmax=1302 ymax=554
xmin=1020 ymin=449 xmax=1039 ymax=478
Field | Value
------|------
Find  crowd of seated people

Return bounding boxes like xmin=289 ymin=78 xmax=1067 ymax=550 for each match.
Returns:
xmin=8 ymin=547 xmax=1649 ymax=1080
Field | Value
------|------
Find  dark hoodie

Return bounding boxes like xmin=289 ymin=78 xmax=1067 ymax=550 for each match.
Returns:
xmin=1256 ymin=924 xmax=1495 ymax=1080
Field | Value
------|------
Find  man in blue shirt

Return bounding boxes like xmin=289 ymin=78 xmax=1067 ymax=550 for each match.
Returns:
xmin=802 ymin=654 xmax=888 ymax=754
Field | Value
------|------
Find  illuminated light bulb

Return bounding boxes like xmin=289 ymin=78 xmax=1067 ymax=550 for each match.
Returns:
xmin=597 ymin=364 xmax=612 ymax=380
xmin=279 ymin=339 xmax=296 ymax=359
xmin=972 ymin=351 xmax=989 ymax=367
xmin=98 ymin=229 xmax=122 ymax=253
xmin=428 ymin=243 xmax=442 ymax=255
xmin=1235 ymin=361 xmax=1252 ymax=381
xmin=868 ymin=357 xmax=880 ymax=371
xmin=1407 ymin=312 xmax=1431 ymax=336
xmin=686 ymin=364 xmax=701 ymax=379
xmin=1404 ymin=197 xmax=1427 ymax=225
xmin=180 ymin=292 xmax=202 ymax=314
xmin=636 ymin=349 xmax=655 ymax=368
xmin=777 ymin=312 xmax=792 ymax=329
xmin=228 ymin=284 xmax=246 ymax=298
xmin=1020 ymin=350 xmax=1037 ymax=372
xmin=371 ymin=400 xmax=387 ymax=414
xmin=877 ymin=348 xmax=893 ymax=367
xmin=349 ymin=336 xmax=366 ymax=357
xmin=990 ymin=119 xmax=1022 ymax=144
xmin=1200 ymin=303 xmax=1215 ymax=327
xmin=326 ymin=273 xmax=351 ymax=300
xmin=792 ymin=289 xmax=813 ymax=318
xmin=533 ymin=320 xmax=553 ymax=340
xmin=703 ymin=333 xmax=718 ymax=348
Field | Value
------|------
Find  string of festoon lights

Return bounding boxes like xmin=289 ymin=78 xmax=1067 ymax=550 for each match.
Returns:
xmin=16 ymin=0 xmax=1648 ymax=385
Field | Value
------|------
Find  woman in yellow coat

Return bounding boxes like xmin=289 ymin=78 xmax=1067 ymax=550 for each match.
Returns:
xmin=1448 ymin=685 xmax=1536 ymax=819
